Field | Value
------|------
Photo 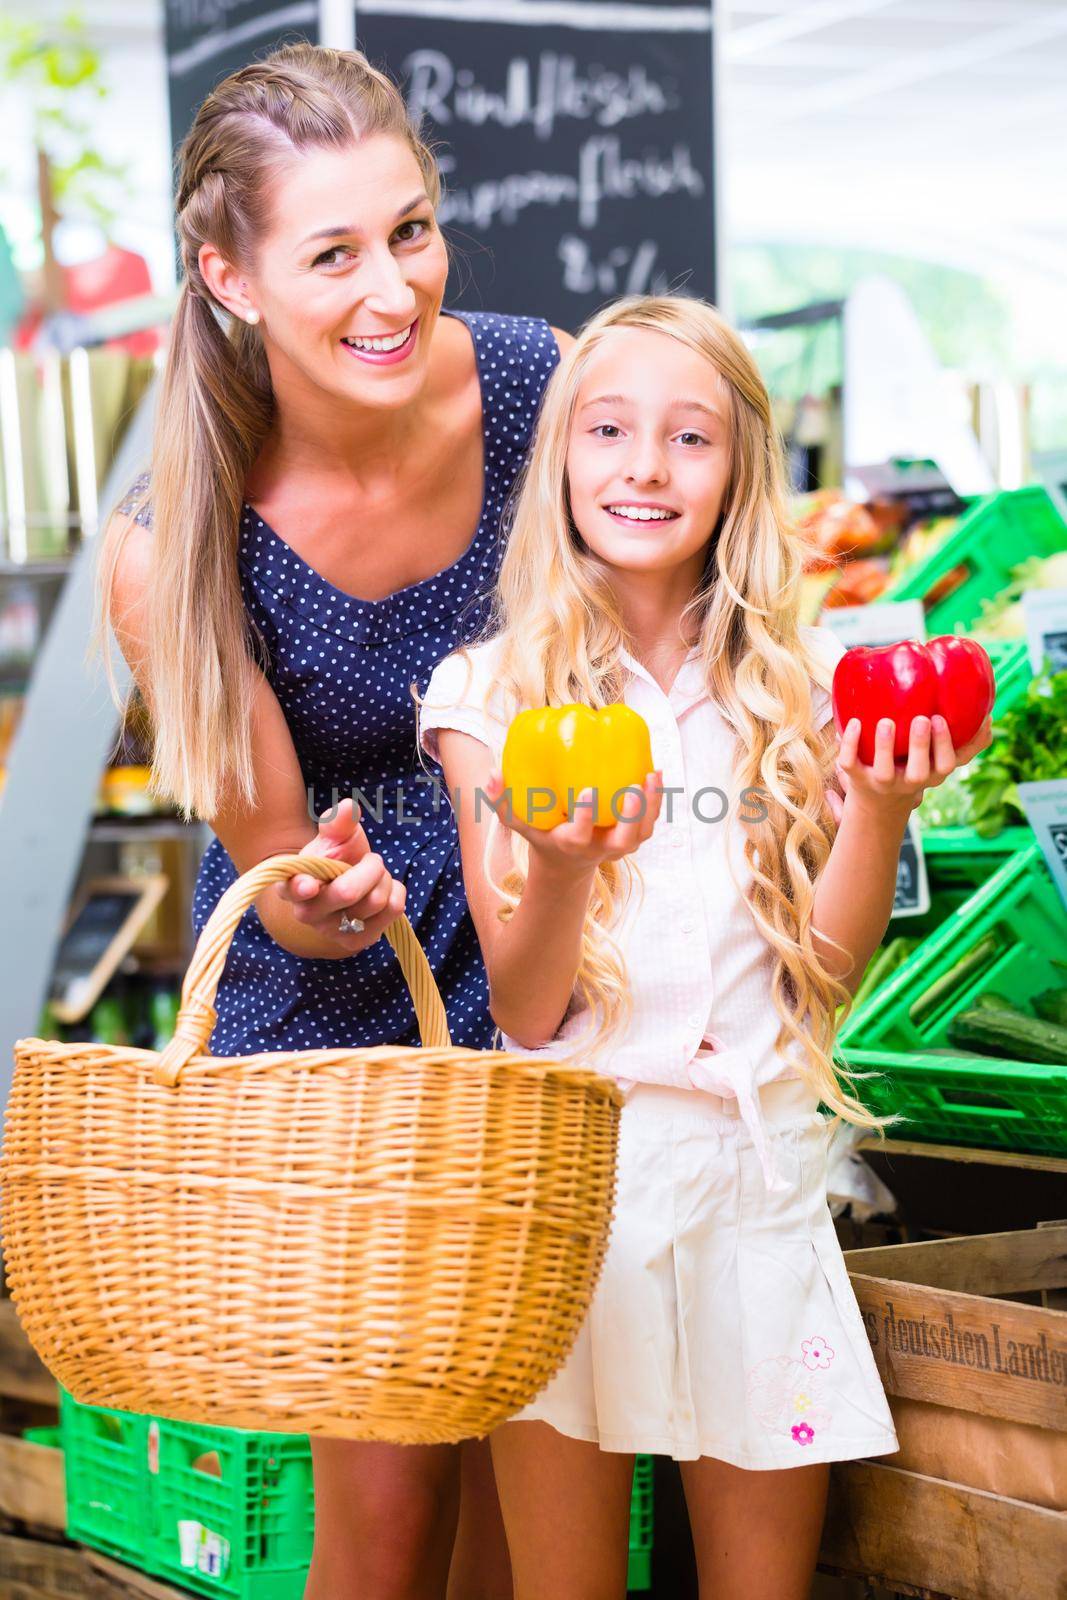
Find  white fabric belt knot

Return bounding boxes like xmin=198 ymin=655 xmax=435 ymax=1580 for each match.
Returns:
xmin=687 ymin=1033 xmax=790 ymax=1193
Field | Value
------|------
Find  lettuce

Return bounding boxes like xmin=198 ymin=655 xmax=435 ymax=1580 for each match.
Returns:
xmin=963 ymin=669 xmax=1067 ymax=836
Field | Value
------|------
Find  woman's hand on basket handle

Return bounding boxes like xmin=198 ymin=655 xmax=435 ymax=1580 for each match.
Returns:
xmin=274 ymin=798 xmax=407 ymax=952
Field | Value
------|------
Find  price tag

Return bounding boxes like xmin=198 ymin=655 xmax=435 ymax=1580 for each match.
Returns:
xmin=1022 ymin=589 xmax=1067 ymax=676
xmin=891 ymin=815 xmax=930 ymax=918
xmin=1017 ymin=779 xmax=1067 ymax=913
xmin=821 ymin=599 xmax=927 ymax=651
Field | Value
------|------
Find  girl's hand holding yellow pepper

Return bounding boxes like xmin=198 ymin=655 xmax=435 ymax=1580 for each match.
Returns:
xmin=488 ymin=703 xmax=663 ymax=869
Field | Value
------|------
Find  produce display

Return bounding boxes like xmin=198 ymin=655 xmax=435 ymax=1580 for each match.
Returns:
xmin=792 ymin=489 xmax=986 ymax=617
xmin=947 ymin=992 xmax=1067 ymax=1067
xmin=795 ymin=490 xmax=892 ymax=569
xmin=971 ymin=550 xmax=1067 ymax=639
xmin=849 ymin=936 xmax=920 ymax=1011
xmin=794 ymin=491 xmax=903 ymax=613
xmin=814 ymin=485 xmax=1067 ymax=1154
xmin=797 ymin=484 xmax=1066 ymax=633
xmin=501 ymin=702 xmax=653 ymax=829
xmin=831 ymin=636 xmax=994 ymax=765
xmin=914 ymin=667 xmax=1067 ymax=836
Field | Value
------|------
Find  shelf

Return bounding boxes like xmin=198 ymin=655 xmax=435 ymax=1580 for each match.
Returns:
xmin=0 ymin=560 xmax=74 ymax=579
xmin=90 ymin=816 xmax=201 ymax=843
xmin=858 ymin=1136 xmax=1067 ymax=1175
xmin=117 ymin=950 xmax=191 ymax=978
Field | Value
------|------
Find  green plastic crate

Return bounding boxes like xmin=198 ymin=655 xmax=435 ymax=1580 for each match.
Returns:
xmin=839 ymin=829 xmax=1028 ymax=1045
xmin=627 ymin=1549 xmax=652 ymax=1592
xmin=837 ymin=842 xmax=1067 ymax=1154
xmin=147 ymin=1416 xmax=315 ymax=1600
xmin=627 ymin=1454 xmax=654 ymax=1592
xmin=985 ymin=639 xmax=1032 ymax=719
xmin=22 ymin=1425 xmax=62 ymax=1448
xmin=880 ymin=486 xmax=1066 ymax=634
xmin=60 ymin=1390 xmax=150 ymax=1566
xmin=920 ymin=825 xmax=1033 ymax=875
xmin=61 ymin=1398 xmax=654 ymax=1596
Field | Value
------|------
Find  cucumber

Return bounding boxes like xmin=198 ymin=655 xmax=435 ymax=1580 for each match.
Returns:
xmin=970 ymin=992 xmax=1016 ymax=1012
xmin=909 ymin=933 xmax=1000 ymax=1026
xmin=946 ymin=1006 xmax=1067 ymax=1066
xmin=853 ymin=936 xmax=919 ymax=1010
xmin=1032 ymin=989 xmax=1067 ymax=1027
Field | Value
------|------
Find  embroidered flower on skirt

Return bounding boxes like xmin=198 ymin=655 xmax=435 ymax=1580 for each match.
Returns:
xmin=802 ymin=1335 xmax=836 ymax=1371
xmin=748 ymin=1334 xmax=844 ymax=1448
xmin=747 ymin=1354 xmax=831 ymax=1440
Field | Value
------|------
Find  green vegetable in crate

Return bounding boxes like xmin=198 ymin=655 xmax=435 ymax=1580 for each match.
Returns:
xmin=908 ymin=933 xmax=1000 ymax=1026
xmin=917 ymin=764 xmax=974 ymax=829
xmin=947 ymin=1005 xmax=1067 ymax=1065
xmin=851 ymin=936 xmax=920 ymax=1011
xmin=973 ymin=551 xmax=1067 ymax=639
xmin=1033 ymin=989 xmax=1067 ymax=1027
xmin=964 ymin=668 xmax=1067 ymax=837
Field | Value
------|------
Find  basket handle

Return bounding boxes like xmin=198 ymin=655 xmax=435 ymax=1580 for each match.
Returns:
xmin=153 ymin=853 xmax=451 ymax=1087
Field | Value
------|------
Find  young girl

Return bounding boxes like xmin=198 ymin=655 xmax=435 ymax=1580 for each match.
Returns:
xmin=417 ymin=296 xmax=990 ymax=1600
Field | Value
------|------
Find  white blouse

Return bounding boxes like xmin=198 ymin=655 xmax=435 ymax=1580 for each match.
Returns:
xmin=418 ymin=626 xmax=848 ymax=1190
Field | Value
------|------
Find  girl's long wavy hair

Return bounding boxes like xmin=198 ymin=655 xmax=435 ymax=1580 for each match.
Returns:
xmin=97 ymin=44 xmax=440 ymax=820
xmin=479 ymin=295 xmax=878 ymax=1126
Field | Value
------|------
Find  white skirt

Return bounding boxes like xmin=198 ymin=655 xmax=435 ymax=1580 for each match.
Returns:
xmin=518 ymin=1077 xmax=899 ymax=1468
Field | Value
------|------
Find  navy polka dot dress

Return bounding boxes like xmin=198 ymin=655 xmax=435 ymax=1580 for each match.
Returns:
xmin=188 ymin=311 xmax=560 ymax=1055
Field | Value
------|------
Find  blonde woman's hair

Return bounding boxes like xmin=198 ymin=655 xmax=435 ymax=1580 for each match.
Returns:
xmin=97 ymin=44 xmax=441 ymax=820
xmin=478 ymin=294 xmax=879 ymax=1127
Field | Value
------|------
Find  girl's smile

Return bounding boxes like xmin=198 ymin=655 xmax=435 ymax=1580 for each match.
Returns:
xmin=603 ymin=500 xmax=681 ymax=524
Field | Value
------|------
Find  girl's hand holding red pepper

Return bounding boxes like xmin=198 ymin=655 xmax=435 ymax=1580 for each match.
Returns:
xmin=827 ymin=635 xmax=995 ymax=823
xmin=828 ymin=710 xmax=994 ymax=825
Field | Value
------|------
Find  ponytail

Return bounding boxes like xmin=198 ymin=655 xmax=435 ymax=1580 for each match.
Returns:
xmin=148 ymin=282 xmax=271 ymax=817
xmin=98 ymin=44 xmax=440 ymax=819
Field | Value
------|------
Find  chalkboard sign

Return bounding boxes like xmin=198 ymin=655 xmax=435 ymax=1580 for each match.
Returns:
xmin=355 ymin=0 xmax=716 ymax=326
xmin=51 ymin=875 xmax=169 ymax=1023
xmin=892 ymin=818 xmax=930 ymax=919
xmin=165 ymin=1 xmax=321 ymax=166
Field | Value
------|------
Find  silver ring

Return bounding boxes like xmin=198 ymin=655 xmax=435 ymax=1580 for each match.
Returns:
xmin=338 ymin=911 xmax=366 ymax=935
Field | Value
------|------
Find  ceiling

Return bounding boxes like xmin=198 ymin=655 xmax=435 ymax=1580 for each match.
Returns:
xmin=14 ymin=0 xmax=1067 ymax=295
xmin=721 ymin=0 xmax=1067 ymax=284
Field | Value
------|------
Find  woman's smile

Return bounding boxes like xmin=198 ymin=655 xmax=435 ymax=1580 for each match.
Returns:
xmin=340 ymin=318 xmax=420 ymax=365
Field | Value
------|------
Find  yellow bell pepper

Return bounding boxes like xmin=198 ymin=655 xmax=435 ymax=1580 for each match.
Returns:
xmin=501 ymin=703 xmax=654 ymax=830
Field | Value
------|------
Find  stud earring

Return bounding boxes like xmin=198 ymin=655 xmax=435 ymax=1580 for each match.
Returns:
xmin=245 ymin=309 xmax=260 ymax=325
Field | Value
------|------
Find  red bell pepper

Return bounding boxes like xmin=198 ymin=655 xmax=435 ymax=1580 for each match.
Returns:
xmin=831 ymin=636 xmax=994 ymax=766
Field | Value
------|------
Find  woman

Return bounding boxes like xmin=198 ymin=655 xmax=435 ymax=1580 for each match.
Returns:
xmin=101 ymin=43 xmax=570 ymax=1600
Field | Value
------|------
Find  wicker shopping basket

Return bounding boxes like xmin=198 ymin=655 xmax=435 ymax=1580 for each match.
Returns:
xmin=1 ymin=854 xmax=622 ymax=1443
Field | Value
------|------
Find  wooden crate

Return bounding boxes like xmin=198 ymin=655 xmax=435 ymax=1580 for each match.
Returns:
xmin=0 ymin=1530 xmax=195 ymax=1599
xmin=819 ymin=1225 xmax=1067 ymax=1600
xmin=0 ymin=1298 xmax=57 ymax=1409
xmin=821 ymin=1461 xmax=1065 ymax=1600
xmin=0 ymin=1432 xmax=65 ymax=1534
